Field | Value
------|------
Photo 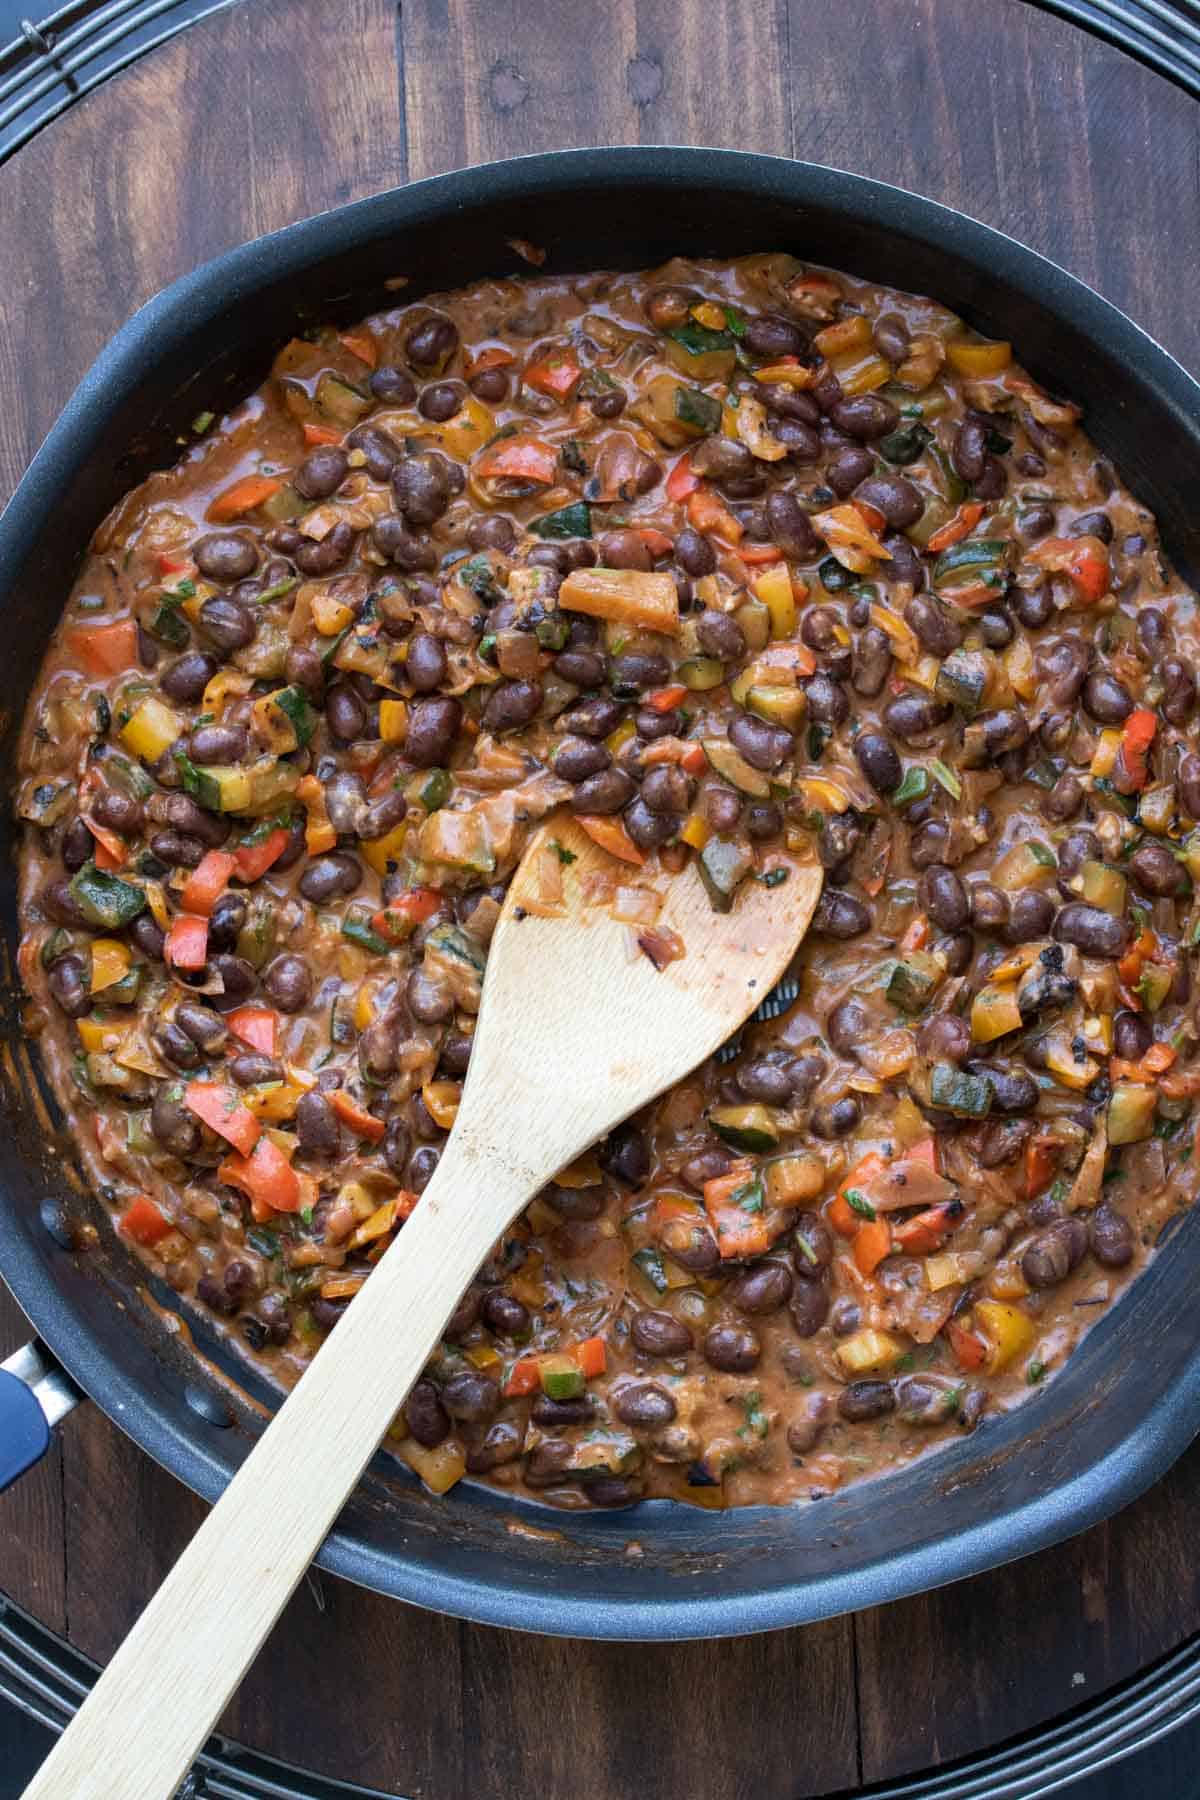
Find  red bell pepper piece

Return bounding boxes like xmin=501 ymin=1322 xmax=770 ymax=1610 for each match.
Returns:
xmin=524 ymin=352 xmax=582 ymax=400
xmin=184 ymin=1081 xmax=260 ymax=1156
xmin=573 ymin=1336 xmax=607 ymax=1379
xmin=180 ymin=850 xmax=237 ymax=916
xmin=65 ymin=618 xmax=138 ymax=677
xmin=946 ymin=1320 xmax=988 ymax=1371
xmin=164 ymin=913 xmax=209 ymax=971
xmin=120 ymin=1194 xmax=172 ymax=1246
xmin=82 ymin=816 xmax=128 ymax=870
xmin=666 ymin=455 xmax=701 ymax=503
xmin=503 ymin=1356 xmax=541 ymax=1398
xmin=233 ymin=828 xmax=290 ymax=883
xmin=218 ymin=1134 xmax=301 ymax=1216
xmin=225 ymin=1006 xmax=279 ymax=1057
xmin=925 ymin=501 xmax=984 ymax=555
xmin=1119 ymin=708 xmax=1158 ymax=792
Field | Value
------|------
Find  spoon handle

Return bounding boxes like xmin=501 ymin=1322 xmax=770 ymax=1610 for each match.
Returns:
xmin=22 ymin=1140 xmax=525 ymax=1800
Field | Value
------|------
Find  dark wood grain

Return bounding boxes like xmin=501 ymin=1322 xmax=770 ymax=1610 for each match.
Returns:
xmin=1 ymin=0 xmax=1199 ymax=1793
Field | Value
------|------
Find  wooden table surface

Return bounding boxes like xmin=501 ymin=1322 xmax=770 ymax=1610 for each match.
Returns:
xmin=2 ymin=1 xmax=1200 ymax=1794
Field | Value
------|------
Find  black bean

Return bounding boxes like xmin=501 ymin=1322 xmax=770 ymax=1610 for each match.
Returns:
xmin=418 ymin=380 xmax=464 ymax=423
xmin=1135 ymin=608 xmax=1169 ymax=662
xmin=294 ymin=446 xmax=349 ymax=501
xmin=669 ymin=525 xmax=715 ymax=578
xmin=483 ymin=679 xmax=543 ymax=733
xmin=1113 ymin=1009 xmax=1152 ymax=1062
xmin=872 ymin=312 xmax=910 ymax=362
xmin=1022 ymin=1217 xmax=1088 ymax=1289
xmin=480 ymin=1290 xmax=530 ymax=1338
xmin=885 ymin=692 xmax=951 ymax=742
xmin=555 ymin=649 xmax=605 ymax=688
xmin=917 ymin=1012 xmax=972 ymax=1063
xmin=829 ymin=395 xmax=899 ymax=440
xmin=827 ymin=445 xmax=875 ymax=498
xmin=855 ymin=473 xmax=923 ymax=529
xmin=523 ymin=1440 xmax=574 ymax=1488
xmin=1013 ymin=582 xmax=1053 ymax=629
xmin=759 ymin=383 xmax=820 ymax=423
xmin=850 ymin=625 xmax=891 ymax=697
xmin=263 ymin=953 xmax=313 ymax=1012
xmin=291 ymin=1092 xmax=337 ymax=1156
xmin=440 ymin=1370 xmax=499 ymax=1423
xmin=408 ymin=1145 xmax=440 ymax=1191
xmin=530 ymin=1395 xmax=593 ymax=1428
xmin=907 ymin=819 xmax=949 ymax=870
xmin=159 ymin=652 xmax=218 ymax=705
xmin=745 ymin=800 xmax=782 ymax=841
xmin=692 ymin=437 xmax=755 ymax=483
xmin=788 ymin=1278 xmax=830 ymax=1338
xmin=745 ymin=312 xmax=808 ymax=359
xmin=1082 ymin=670 xmax=1133 ymax=724
xmin=370 ymin=365 xmax=417 ymax=404
xmin=641 ymin=765 xmax=690 ymax=817
xmin=406 ymin=314 xmax=459 ymax=367
xmin=729 ymin=711 xmax=794 ymax=772
xmin=1129 ymin=842 xmax=1184 ymax=897
xmin=392 ymin=454 xmax=451 ymax=525
xmin=561 ymin=695 xmax=623 ymax=739
xmin=696 ymin=610 xmax=746 ymax=662
xmin=705 ymin=788 xmax=742 ymax=833
xmin=402 ymin=1379 xmax=450 ymax=1448
xmin=973 ymin=455 xmax=1007 ymax=501
xmin=812 ymin=1095 xmax=861 ymax=1138
xmin=228 ymin=1054 xmax=281 ymax=1088
xmin=827 ymin=995 xmax=869 ymax=1057
xmin=571 ymin=767 xmax=635 ymax=814
xmin=1004 ymin=889 xmax=1055 ymax=944
xmin=735 ymin=1057 xmax=792 ymax=1105
xmin=920 ymin=864 xmax=969 ymax=931
xmin=554 ymin=737 xmax=610 ymax=783
xmin=358 ymin=791 xmax=408 ymax=843
xmin=969 ymin=882 xmax=1010 ymax=931
xmin=660 ymin=1212 xmax=720 ymax=1274
xmin=544 ymin=1183 xmax=606 ymax=1221
xmin=764 ymin=489 xmax=818 ymax=558
xmin=47 ymin=954 xmax=90 ymax=1018
xmin=905 ymin=593 xmax=962 ymax=658
xmin=631 ymin=1310 xmax=692 ymax=1357
xmin=599 ymin=1121 xmax=650 ymax=1189
xmin=1071 ymin=509 xmax=1113 ymax=544
xmin=804 ymin=672 xmax=849 ymax=727
xmin=294 ymin=522 xmax=356 ymax=577
xmin=175 ymin=1001 xmax=227 ymax=1053
xmin=298 ymin=853 xmax=361 ymax=903
xmin=125 ymin=913 xmax=164 ymax=962
xmin=813 ymin=889 xmax=871 ymax=938
xmin=792 ymin=1212 xmax=833 ymax=1275
xmin=614 ymin=1381 xmax=677 ymax=1428
xmin=149 ymin=828 xmax=207 ymax=869
xmin=406 ymin=696 xmax=462 ymax=766
xmin=194 ymin=532 xmax=258 ymax=582
xmin=1089 ymin=1204 xmax=1134 ymax=1268
xmin=854 ymin=731 xmax=902 ymax=794
xmin=1041 ymin=773 xmax=1083 ymax=823
xmin=702 ymin=1323 xmax=761 ymax=1372
xmin=952 ymin=417 xmax=987 ymax=483
xmin=60 ymin=817 xmax=92 ymax=872
xmin=1054 ymin=903 xmax=1131 ymax=960
xmin=407 ymin=967 xmax=454 ymax=1025
xmin=838 ymin=1380 xmax=895 ymax=1422
xmin=371 ymin=514 xmax=436 ymax=572
xmin=206 ymin=956 xmax=256 ymax=1007
xmin=726 ymin=1261 xmax=793 ymax=1315
xmin=680 ymin=1148 xmax=732 ymax=1191
xmin=1181 ymin=754 xmax=1200 ymax=820
xmin=1162 ymin=657 xmax=1197 ymax=726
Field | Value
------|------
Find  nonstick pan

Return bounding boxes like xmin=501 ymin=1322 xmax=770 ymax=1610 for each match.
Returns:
xmin=2 ymin=147 xmax=1200 ymax=1640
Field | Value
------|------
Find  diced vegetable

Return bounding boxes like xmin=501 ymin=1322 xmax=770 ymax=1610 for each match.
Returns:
xmin=935 ymin=649 xmax=989 ymax=716
xmin=67 ymin=619 xmax=138 ymax=676
xmin=974 ymin=1299 xmax=1035 ymax=1373
xmin=1107 ymin=1081 xmax=1157 ymax=1144
xmin=971 ymin=983 xmax=1023 ymax=1043
xmin=575 ymin=815 xmax=645 ymax=865
xmin=886 ymin=951 xmax=943 ymax=1014
xmin=1079 ymin=860 xmax=1126 ymax=916
xmin=180 ymin=850 xmax=237 ymax=916
xmin=929 ymin=1062 xmax=994 ymax=1116
xmin=530 ymin=501 xmax=592 ymax=540
xmin=396 ymin=1438 xmax=466 ymax=1495
xmin=119 ymin=1194 xmax=172 ymax=1246
xmin=703 ymin=1163 xmax=774 ymax=1260
xmin=120 ymin=695 xmax=184 ymax=763
xmin=697 ymin=837 xmax=754 ymax=911
xmin=233 ymin=827 xmax=290 ymax=882
xmin=88 ymin=938 xmax=132 ymax=994
xmin=709 ymin=1103 xmax=780 ymax=1153
xmin=560 ymin=567 xmax=680 ymax=635
xmin=836 ymin=1329 xmax=906 ymax=1376
xmin=164 ymin=913 xmax=209 ymax=971
xmin=184 ymin=1081 xmax=261 ymax=1155
xmin=226 ymin=1007 xmax=279 ymax=1056
xmin=69 ymin=863 xmax=147 ymax=929
xmin=330 ymin=1089 xmax=387 ymax=1142
xmin=218 ymin=1133 xmax=301 ymax=1216
xmin=207 ymin=474 xmax=282 ymax=522
xmin=946 ymin=338 xmax=1012 ymax=376
xmin=539 ymin=1353 xmax=586 ymax=1401
xmin=701 ymin=738 xmax=771 ymax=797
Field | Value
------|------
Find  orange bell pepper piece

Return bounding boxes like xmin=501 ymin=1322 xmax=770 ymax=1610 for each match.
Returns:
xmin=525 ymin=352 xmax=582 ymax=400
xmin=737 ymin=542 xmax=785 ymax=566
xmin=475 ymin=435 xmax=559 ymax=485
xmin=338 ymin=330 xmax=378 ymax=368
xmin=179 ymin=849 xmax=237 ymax=916
xmin=302 ymin=422 xmax=343 ymax=447
xmin=946 ymin=1319 xmax=988 ymax=1371
xmin=1024 ymin=1135 xmax=1060 ymax=1199
xmin=207 ymin=474 xmax=282 ymax=523
xmin=1027 ymin=534 xmax=1111 ymax=604
xmin=687 ymin=487 xmax=742 ymax=544
xmin=66 ymin=618 xmax=138 ymax=677
xmin=853 ymin=1217 xmax=892 ymax=1275
xmin=503 ymin=1356 xmax=541 ymax=1398
xmin=703 ymin=1162 xmax=774 ymax=1259
xmin=1119 ymin=708 xmax=1158 ymax=791
xmin=164 ymin=913 xmax=209 ymax=971
xmin=330 ymin=1089 xmax=387 ymax=1143
xmin=573 ymin=1336 xmax=607 ymax=1378
xmin=184 ymin=1081 xmax=260 ymax=1156
xmin=574 ymin=815 xmax=645 ymax=865
xmin=666 ymin=455 xmax=701 ymax=503
xmin=83 ymin=816 xmax=128 ymax=871
xmin=893 ymin=1202 xmax=959 ymax=1255
xmin=646 ymin=684 xmax=688 ymax=714
xmin=925 ymin=502 xmax=984 ymax=555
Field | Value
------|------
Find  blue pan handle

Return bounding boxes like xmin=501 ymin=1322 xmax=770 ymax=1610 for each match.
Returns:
xmin=0 ymin=1342 xmax=80 ymax=1491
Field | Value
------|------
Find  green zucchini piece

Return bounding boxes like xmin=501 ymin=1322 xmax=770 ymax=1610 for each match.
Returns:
xmin=677 ymin=656 xmax=726 ymax=691
xmin=697 ymin=838 xmax=754 ymax=912
xmin=341 ymin=914 xmax=390 ymax=956
xmin=709 ymin=1103 xmax=780 ymax=1153
xmin=929 ymin=1062 xmax=994 ymax=1117
xmin=539 ymin=1353 xmax=586 ymax=1400
xmin=68 ymin=863 xmax=147 ymax=930
xmin=530 ymin=501 xmax=592 ymax=541
xmin=702 ymin=739 xmax=770 ymax=797
xmin=747 ymin=685 xmax=806 ymax=730
xmin=271 ymin=684 xmax=317 ymax=748
xmin=935 ymin=649 xmax=989 ymax=717
xmin=932 ymin=537 xmax=1011 ymax=589
xmin=878 ymin=422 xmax=931 ymax=465
xmin=885 ymin=950 xmax=943 ymax=1014
xmin=675 ymin=387 xmax=722 ymax=436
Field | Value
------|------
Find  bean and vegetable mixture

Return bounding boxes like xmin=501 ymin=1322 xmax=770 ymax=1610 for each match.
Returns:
xmin=16 ymin=251 xmax=1200 ymax=1509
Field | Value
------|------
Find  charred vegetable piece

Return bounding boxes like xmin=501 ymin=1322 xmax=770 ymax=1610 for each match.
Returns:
xmin=709 ymin=1103 xmax=780 ymax=1153
xmin=697 ymin=837 xmax=754 ymax=911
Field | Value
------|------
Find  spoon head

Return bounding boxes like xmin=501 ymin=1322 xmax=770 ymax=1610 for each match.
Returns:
xmin=453 ymin=816 xmax=824 ymax=1184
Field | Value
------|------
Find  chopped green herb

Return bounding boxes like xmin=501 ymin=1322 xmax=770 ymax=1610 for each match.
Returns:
xmin=732 ymin=1177 xmax=765 ymax=1214
xmin=1027 ymin=841 xmax=1057 ymax=868
xmin=757 ymin=868 xmax=788 ymax=888
xmin=1026 ymin=1359 xmax=1046 ymax=1385
xmin=846 ymin=1189 xmax=876 ymax=1220
xmin=893 ymin=766 xmax=932 ymax=808
xmin=929 ymin=758 xmax=962 ymax=801
xmin=191 ymin=411 xmax=215 ymax=434
xmin=550 ymin=840 xmax=577 ymax=865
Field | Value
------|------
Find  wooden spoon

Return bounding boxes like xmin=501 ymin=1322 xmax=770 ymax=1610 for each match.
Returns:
xmin=24 ymin=817 xmax=822 ymax=1800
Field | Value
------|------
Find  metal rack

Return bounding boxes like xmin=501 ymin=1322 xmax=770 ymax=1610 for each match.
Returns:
xmin=2 ymin=0 xmax=1200 ymax=164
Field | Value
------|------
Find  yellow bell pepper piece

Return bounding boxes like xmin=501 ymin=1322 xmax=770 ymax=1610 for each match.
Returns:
xmin=691 ymin=300 xmax=728 ymax=332
xmin=465 ymin=1344 xmax=503 ymax=1371
xmin=251 ymin=691 xmax=299 ymax=755
xmin=349 ymin=1198 xmax=400 ymax=1250
xmin=379 ymin=699 xmax=409 ymax=745
xmin=120 ymin=696 xmax=185 ymax=762
xmin=1090 ymin=729 xmax=1122 ymax=779
xmin=202 ymin=670 xmax=254 ymax=714
xmin=76 ymin=1016 xmax=122 ymax=1053
xmin=836 ymin=1328 xmax=906 ymax=1376
xmin=605 ymin=717 xmax=637 ymax=756
xmin=427 ymin=394 xmax=495 ymax=462
xmin=362 ymin=822 xmax=409 ymax=878
xmin=974 ymin=1299 xmax=1034 ymax=1373
xmin=554 ymin=1152 xmax=604 ymax=1189
xmin=397 ymin=1435 xmax=466 ymax=1495
xmin=925 ymin=1252 xmax=976 ymax=1292
xmin=89 ymin=939 xmax=131 ymax=994
xmin=311 ymin=592 xmax=355 ymax=636
xmin=244 ymin=1082 xmax=304 ymax=1122
xmin=970 ymin=984 xmax=1023 ymax=1044
xmin=946 ymin=339 xmax=1012 ymax=377
xmin=422 ymin=1080 xmax=462 ymax=1130
xmin=828 ymin=350 xmax=891 ymax=396
xmin=754 ymin=562 xmax=797 ymax=640
xmin=680 ymin=812 xmax=711 ymax=851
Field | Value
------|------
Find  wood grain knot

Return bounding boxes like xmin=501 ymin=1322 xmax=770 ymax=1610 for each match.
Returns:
xmin=627 ymin=53 xmax=663 ymax=106
xmin=489 ymin=60 xmax=528 ymax=113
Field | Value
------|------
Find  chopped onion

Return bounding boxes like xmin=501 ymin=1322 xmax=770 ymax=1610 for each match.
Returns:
xmin=612 ymin=884 xmax=662 ymax=926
